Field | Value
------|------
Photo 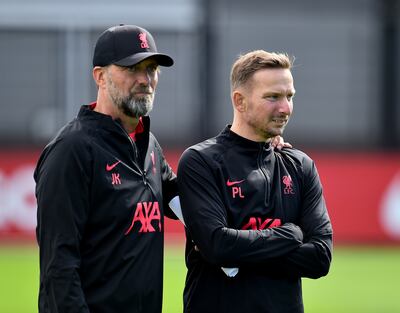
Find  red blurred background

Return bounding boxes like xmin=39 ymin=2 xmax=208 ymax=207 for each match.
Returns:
xmin=1 ymin=149 xmax=399 ymax=245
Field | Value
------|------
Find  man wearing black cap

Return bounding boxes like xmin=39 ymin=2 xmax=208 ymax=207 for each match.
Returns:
xmin=35 ymin=25 xmax=177 ymax=313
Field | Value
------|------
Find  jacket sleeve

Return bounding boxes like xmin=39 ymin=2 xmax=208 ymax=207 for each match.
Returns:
xmin=177 ymin=148 xmax=304 ymax=266
xmin=155 ymin=141 xmax=178 ymax=220
xmin=35 ymin=135 xmax=91 ymax=313
xmin=274 ymin=158 xmax=333 ymax=279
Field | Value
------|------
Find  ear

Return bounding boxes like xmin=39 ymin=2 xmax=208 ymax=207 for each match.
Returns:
xmin=92 ymin=66 xmax=107 ymax=89
xmin=232 ymin=90 xmax=247 ymax=112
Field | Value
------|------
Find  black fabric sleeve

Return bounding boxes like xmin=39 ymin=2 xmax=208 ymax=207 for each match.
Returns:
xmin=35 ymin=135 xmax=92 ymax=313
xmin=155 ymin=141 xmax=178 ymax=220
xmin=177 ymin=148 xmax=303 ymax=266
xmin=273 ymin=159 xmax=333 ymax=279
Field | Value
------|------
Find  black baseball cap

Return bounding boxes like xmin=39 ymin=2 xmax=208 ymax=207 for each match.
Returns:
xmin=93 ymin=24 xmax=174 ymax=67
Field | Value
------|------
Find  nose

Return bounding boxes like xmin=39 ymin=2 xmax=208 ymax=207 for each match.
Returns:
xmin=136 ymin=69 xmax=152 ymax=86
xmin=279 ymin=98 xmax=292 ymax=115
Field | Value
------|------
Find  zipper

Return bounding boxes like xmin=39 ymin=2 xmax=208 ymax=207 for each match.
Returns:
xmin=115 ymin=121 xmax=148 ymax=186
xmin=258 ymin=143 xmax=271 ymax=207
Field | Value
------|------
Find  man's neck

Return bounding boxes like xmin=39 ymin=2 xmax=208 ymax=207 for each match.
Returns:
xmin=118 ymin=114 xmax=140 ymax=134
xmin=230 ymin=121 xmax=270 ymax=143
xmin=94 ymin=99 xmax=139 ymax=133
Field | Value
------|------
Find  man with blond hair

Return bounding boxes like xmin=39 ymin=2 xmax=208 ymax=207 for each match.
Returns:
xmin=177 ymin=50 xmax=333 ymax=313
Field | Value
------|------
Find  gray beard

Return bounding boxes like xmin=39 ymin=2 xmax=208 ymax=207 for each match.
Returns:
xmin=118 ymin=96 xmax=154 ymax=118
xmin=106 ymin=75 xmax=154 ymax=118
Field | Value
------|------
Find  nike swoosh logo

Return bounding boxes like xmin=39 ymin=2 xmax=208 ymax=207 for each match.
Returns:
xmin=226 ymin=179 xmax=245 ymax=187
xmin=106 ymin=160 xmax=121 ymax=171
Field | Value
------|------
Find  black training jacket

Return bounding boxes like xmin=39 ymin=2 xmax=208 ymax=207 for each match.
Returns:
xmin=34 ymin=105 xmax=177 ymax=313
xmin=177 ymin=126 xmax=333 ymax=313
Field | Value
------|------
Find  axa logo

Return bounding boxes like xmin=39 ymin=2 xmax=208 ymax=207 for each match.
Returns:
xmin=139 ymin=32 xmax=149 ymax=49
xmin=125 ymin=201 xmax=161 ymax=234
xmin=282 ymin=175 xmax=294 ymax=194
xmin=226 ymin=178 xmax=245 ymax=199
xmin=241 ymin=217 xmax=282 ymax=230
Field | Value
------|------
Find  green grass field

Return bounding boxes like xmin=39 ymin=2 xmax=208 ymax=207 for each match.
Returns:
xmin=1 ymin=244 xmax=399 ymax=313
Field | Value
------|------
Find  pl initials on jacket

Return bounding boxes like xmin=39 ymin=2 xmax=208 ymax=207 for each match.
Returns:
xmin=35 ymin=105 xmax=177 ymax=313
xmin=177 ymin=126 xmax=333 ymax=313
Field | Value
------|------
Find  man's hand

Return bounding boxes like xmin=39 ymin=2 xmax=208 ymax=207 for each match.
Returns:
xmin=271 ymin=136 xmax=292 ymax=150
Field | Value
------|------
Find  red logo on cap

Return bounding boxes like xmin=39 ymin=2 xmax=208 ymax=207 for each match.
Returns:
xmin=139 ymin=32 xmax=149 ymax=49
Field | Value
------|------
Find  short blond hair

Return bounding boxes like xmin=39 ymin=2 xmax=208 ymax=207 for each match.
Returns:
xmin=230 ymin=50 xmax=293 ymax=91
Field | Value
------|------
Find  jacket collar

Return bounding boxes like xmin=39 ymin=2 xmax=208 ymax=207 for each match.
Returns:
xmin=219 ymin=125 xmax=272 ymax=154
xmin=78 ymin=104 xmax=151 ymax=138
